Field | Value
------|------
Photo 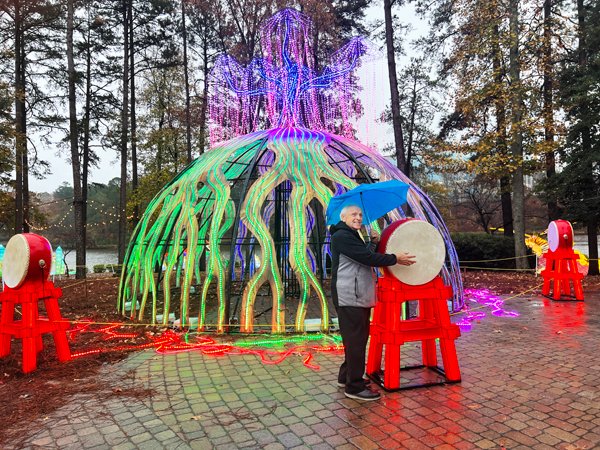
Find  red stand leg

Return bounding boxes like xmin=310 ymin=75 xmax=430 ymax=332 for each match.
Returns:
xmin=540 ymin=249 xmax=585 ymax=301
xmin=0 ymin=282 xmax=71 ymax=373
xmin=0 ymin=300 xmax=15 ymax=358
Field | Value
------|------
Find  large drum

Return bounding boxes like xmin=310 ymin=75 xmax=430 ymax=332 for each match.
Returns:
xmin=2 ymin=233 xmax=52 ymax=289
xmin=379 ymin=219 xmax=446 ymax=285
xmin=547 ymin=220 xmax=573 ymax=252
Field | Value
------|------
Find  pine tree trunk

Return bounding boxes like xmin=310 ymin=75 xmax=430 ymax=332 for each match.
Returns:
xmin=544 ymin=0 xmax=559 ymax=222
xmin=14 ymin=7 xmax=24 ymax=234
xmin=129 ymin=10 xmax=138 ymax=227
xmin=82 ymin=11 xmax=93 ymax=276
xmin=576 ymin=0 xmax=597 ymax=276
xmin=383 ymin=0 xmax=407 ymax=175
xmin=118 ymin=0 xmax=130 ymax=265
xmin=509 ymin=0 xmax=529 ymax=270
xmin=67 ymin=0 xmax=85 ymax=279
xmin=182 ymin=0 xmax=192 ymax=163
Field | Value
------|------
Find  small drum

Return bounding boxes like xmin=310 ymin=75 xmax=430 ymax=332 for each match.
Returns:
xmin=547 ymin=220 xmax=573 ymax=252
xmin=379 ymin=219 xmax=446 ymax=286
xmin=3 ymin=233 xmax=52 ymax=289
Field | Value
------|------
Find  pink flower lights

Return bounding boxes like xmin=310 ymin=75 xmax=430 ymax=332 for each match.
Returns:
xmin=457 ymin=289 xmax=519 ymax=330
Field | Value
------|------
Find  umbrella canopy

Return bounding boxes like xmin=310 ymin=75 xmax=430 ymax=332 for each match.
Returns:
xmin=326 ymin=180 xmax=409 ymax=226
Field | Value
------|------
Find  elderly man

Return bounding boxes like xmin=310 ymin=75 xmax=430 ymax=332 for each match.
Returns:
xmin=330 ymin=204 xmax=416 ymax=401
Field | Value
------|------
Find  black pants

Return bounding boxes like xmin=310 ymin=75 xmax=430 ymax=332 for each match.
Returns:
xmin=337 ymin=306 xmax=371 ymax=394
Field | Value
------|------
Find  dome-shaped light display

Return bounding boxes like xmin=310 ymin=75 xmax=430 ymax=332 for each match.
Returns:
xmin=119 ymin=9 xmax=463 ymax=333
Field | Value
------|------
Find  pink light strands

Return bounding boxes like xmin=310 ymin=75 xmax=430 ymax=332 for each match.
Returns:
xmin=457 ymin=289 xmax=519 ymax=330
xmin=207 ymin=8 xmax=381 ymax=145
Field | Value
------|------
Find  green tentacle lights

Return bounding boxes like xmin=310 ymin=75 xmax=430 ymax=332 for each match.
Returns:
xmin=119 ymin=127 xmax=464 ymax=333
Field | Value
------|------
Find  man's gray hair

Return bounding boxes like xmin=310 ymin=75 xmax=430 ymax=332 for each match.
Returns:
xmin=340 ymin=204 xmax=362 ymax=217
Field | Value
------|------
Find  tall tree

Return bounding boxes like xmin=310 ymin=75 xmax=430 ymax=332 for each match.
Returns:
xmin=508 ymin=0 xmax=529 ymax=270
xmin=543 ymin=0 xmax=560 ymax=222
xmin=383 ymin=0 xmax=407 ymax=175
xmin=67 ymin=0 xmax=87 ymax=279
xmin=0 ymin=0 xmax=60 ymax=234
xmin=118 ymin=0 xmax=130 ymax=265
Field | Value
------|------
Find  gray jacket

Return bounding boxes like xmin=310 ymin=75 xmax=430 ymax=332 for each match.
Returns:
xmin=330 ymin=222 xmax=397 ymax=308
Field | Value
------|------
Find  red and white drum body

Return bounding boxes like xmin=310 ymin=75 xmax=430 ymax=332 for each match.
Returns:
xmin=379 ymin=219 xmax=446 ymax=286
xmin=3 ymin=233 xmax=52 ymax=289
xmin=547 ymin=220 xmax=573 ymax=252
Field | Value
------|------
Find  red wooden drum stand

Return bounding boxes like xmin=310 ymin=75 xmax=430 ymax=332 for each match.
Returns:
xmin=540 ymin=248 xmax=584 ymax=301
xmin=367 ymin=276 xmax=461 ymax=391
xmin=0 ymin=233 xmax=71 ymax=372
xmin=0 ymin=281 xmax=71 ymax=373
xmin=541 ymin=220 xmax=584 ymax=301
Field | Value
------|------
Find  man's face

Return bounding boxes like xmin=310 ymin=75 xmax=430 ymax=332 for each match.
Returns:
xmin=341 ymin=206 xmax=363 ymax=231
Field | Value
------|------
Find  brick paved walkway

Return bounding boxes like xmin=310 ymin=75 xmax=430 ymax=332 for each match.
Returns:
xmin=11 ymin=291 xmax=600 ymax=450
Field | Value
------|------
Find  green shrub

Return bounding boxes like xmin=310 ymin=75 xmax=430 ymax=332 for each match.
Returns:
xmin=93 ymin=264 xmax=106 ymax=273
xmin=451 ymin=233 xmax=536 ymax=269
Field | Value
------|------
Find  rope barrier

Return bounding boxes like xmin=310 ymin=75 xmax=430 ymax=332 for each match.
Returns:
xmin=459 ymin=255 xmax=532 ymax=263
xmin=460 ymin=266 xmax=536 ymax=271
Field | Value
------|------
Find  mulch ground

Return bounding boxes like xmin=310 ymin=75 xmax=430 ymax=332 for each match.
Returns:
xmin=1 ymin=270 xmax=599 ymax=446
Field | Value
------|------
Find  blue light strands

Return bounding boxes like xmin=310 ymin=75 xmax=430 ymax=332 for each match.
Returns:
xmin=208 ymin=8 xmax=379 ymax=144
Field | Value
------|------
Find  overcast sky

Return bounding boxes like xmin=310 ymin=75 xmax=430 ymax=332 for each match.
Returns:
xmin=28 ymin=2 xmax=428 ymax=194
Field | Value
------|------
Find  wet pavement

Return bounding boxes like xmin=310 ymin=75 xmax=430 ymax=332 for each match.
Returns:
xmin=10 ymin=290 xmax=600 ymax=450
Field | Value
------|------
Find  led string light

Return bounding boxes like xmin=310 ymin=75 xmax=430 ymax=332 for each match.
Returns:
xmin=68 ymin=320 xmax=343 ymax=369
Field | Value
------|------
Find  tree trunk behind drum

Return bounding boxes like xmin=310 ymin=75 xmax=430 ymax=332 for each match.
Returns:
xmin=384 ymin=0 xmax=407 ymax=175
xmin=576 ymin=0 xmax=598 ymax=276
xmin=509 ymin=0 xmax=529 ymax=270
xmin=130 ymin=8 xmax=138 ymax=227
xmin=182 ymin=0 xmax=192 ymax=163
xmin=492 ymin=21 xmax=513 ymax=236
xmin=67 ymin=0 xmax=86 ymax=279
xmin=544 ymin=0 xmax=559 ymax=222
xmin=118 ymin=0 xmax=130 ymax=264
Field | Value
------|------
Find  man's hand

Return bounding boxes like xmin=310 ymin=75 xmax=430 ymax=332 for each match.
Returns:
xmin=396 ymin=252 xmax=416 ymax=266
xmin=370 ymin=232 xmax=380 ymax=244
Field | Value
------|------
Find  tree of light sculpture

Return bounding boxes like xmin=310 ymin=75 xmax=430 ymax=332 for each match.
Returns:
xmin=119 ymin=8 xmax=463 ymax=334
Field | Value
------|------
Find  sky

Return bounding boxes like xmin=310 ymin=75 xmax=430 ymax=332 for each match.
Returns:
xmin=28 ymin=2 xmax=429 ymax=194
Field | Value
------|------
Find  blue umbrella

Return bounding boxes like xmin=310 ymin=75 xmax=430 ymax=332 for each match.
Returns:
xmin=326 ymin=180 xmax=409 ymax=226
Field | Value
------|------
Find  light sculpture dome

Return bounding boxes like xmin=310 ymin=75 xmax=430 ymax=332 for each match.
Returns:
xmin=119 ymin=9 xmax=463 ymax=333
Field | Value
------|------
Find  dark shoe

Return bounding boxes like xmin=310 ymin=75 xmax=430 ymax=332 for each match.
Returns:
xmin=344 ymin=388 xmax=381 ymax=401
xmin=337 ymin=378 xmax=371 ymax=388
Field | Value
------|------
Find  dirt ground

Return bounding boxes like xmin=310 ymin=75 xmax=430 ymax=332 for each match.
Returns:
xmin=1 ymin=270 xmax=599 ymax=446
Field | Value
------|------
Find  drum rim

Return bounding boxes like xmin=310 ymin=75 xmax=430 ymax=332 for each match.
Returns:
xmin=4 ymin=234 xmax=31 ymax=289
xmin=548 ymin=220 xmax=573 ymax=252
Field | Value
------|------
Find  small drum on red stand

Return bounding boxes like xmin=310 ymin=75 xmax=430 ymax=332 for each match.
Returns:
xmin=3 ymin=233 xmax=52 ymax=289
xmin=0 ymin=233 xmax=71 ymax=373
xmin=367 ymin=219 xmax=461 ymax=391
xmin=541 ymin=220 xmax=584 ymax=300
xmin=547 ymin=220 xmax=574 ymax=252
xmin=378 ymin=218 xmax=446 ymax=285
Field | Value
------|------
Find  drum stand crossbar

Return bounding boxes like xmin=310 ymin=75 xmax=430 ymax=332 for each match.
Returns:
xmin=0 ymin=281 xmax=71 ymax=373
xmin=367 ymin=276 xmax=461 ymax=391
xmin=540 ymin=249 xmax=584 ymax=301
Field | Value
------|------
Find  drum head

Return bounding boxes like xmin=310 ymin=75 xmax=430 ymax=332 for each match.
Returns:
xmin=382 ymin=220 xmax=446 ymax=285
xmin=3 ymin=234 xmax=31 ymax=289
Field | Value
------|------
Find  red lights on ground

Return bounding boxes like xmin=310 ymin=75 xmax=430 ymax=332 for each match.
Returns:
xmin=68 ymin=321 xmax=342 ymax=370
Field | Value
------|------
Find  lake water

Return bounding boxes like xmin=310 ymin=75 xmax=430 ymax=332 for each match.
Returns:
xmin=63 ymin=248 xmax=119 ymax=269
xmin=61 ymin=234 xmax=599 ymax=270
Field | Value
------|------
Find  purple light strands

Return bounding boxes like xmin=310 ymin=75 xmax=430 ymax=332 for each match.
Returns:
xmin=208 ymin=8 xmax=380 ymax=145
xmin=457 ymin=289 xmax=520 ymax=330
